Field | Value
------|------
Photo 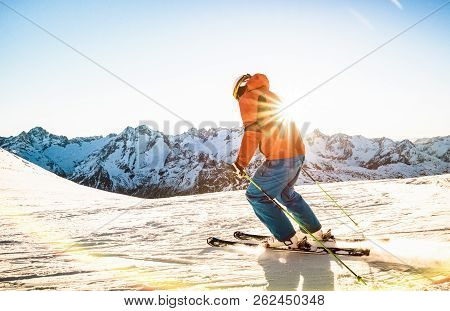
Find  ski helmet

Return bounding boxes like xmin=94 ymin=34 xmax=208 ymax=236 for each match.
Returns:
xmin=233 ymin=74 xmax=252 ymax=100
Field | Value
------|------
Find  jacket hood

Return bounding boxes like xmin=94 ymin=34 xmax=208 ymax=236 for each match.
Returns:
xmin=246 ymin=73 xmax=269 ymax=92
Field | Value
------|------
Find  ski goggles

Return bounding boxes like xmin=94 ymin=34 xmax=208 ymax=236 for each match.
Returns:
xmin=233 ymin=74 xmax=252 ymax=100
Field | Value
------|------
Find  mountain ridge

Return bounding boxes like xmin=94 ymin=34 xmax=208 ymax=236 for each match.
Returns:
xmin=1 ymin=126 xmax=448 ymax=198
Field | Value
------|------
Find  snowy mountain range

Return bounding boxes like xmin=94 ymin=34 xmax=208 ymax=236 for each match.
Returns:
xmin=0 ymin=126 xmax=448 ymax=198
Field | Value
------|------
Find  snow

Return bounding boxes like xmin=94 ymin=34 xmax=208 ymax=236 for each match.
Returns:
xmin=43 ymin=137 xmax=112 ymax=174
xmin=0 ymin=148 xmax=449 ymax=290
xmin=144 ymin=138 xmax=170 ymax=169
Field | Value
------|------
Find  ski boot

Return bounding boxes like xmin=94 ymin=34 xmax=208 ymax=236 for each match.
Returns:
xmin=262 ymin=234 xmax=310 ymax=249
xmin=295 ymin=229 xmax=336 ymax=250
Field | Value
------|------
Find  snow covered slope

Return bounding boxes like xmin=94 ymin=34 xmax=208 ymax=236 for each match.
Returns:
xmin=0 ymin=149 xmax=449 ymax=290
xmin=1 ymin=126 xmax=448 ymax=198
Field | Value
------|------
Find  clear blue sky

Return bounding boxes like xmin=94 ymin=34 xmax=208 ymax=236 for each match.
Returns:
xmin=1 ymin=0 xmax=449 ymax=139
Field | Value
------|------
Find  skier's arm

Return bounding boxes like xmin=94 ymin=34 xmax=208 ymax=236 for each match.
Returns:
xmin=235 ymin=123 xmax=262 ymax=168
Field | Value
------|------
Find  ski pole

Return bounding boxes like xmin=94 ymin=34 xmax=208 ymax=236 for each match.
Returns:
xmin=302 ymin=168 xmax=359 ymax=227
xmin=241 ymin=171 xmax=367 ymax=285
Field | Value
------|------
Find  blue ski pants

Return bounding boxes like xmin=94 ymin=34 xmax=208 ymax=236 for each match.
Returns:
xmin=246 ymin=155 xmax=322 ymax=242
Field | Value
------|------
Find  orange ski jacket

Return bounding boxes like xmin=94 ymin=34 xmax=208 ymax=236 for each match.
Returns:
xmin=235 ymin=74 xmax=305 ymax=168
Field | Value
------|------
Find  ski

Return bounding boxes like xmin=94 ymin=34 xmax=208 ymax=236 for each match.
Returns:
xmin=234 ymin=231 xmax=381 ymax=243
xmin=207 ymin=237 xmax=370 ymax=257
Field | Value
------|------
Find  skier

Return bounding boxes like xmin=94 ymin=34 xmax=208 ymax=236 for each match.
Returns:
xmin=231 ymin=73 xmax=329 ymax=249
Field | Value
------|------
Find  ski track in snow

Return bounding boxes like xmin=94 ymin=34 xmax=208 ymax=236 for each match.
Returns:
xmin=0 ymin=149 xmax=449 ymax=290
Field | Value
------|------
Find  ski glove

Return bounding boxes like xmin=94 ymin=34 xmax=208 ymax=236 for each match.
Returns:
xmin=231 ymin=162 xmax=246 ymax=179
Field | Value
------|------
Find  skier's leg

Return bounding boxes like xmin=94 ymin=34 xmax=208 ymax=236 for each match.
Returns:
xmin=280 ymin=183 xmax=322 ymax=233
xmin=246 ymin=161 xmax=295 ymax=242
xmin=278 ymin=157 xmax=322 ymax=233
